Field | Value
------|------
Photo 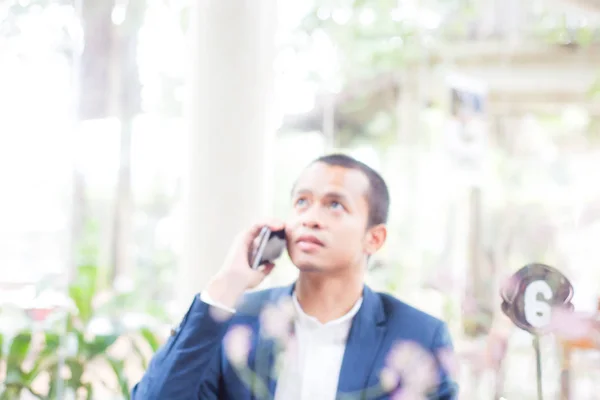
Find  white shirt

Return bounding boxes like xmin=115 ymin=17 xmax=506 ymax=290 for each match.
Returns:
xmin=200 ymin=291 xmax=363 ymax=400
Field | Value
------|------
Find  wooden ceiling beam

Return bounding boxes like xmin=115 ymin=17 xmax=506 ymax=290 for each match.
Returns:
xmin=557 ymin=0 xmax=600 ymax=14
xmin=429 ymin=40 xmax=600 ymax=67
xmin=488 ymin=91 xmax=596 ymax=104
xmin=488 ymin=102 xmax=600 ymax=116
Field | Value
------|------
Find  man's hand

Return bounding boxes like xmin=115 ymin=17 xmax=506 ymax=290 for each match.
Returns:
xmin=204 ymin=220 xmax=285 ymax=309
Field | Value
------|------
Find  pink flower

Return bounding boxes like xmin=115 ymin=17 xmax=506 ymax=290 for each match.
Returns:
xmin=499 ymin=274 xmax=520 ymax=302
xmin=379 ymin=367 xmax=400 ymax=392
xmin=260 ymin=297 xmax=295 ymax=342
xmin=224 ymin=325 xmax=252 ymax=366
xmin=25 ymin=307 xmax=54 ymax=322
xmin=209 ymin=305 xmax=235 ymax=323
xmin=437 ymin=347 xmax=460 ymax=380
xmin=385 ymin=341 xmax=438 ymax=393
xmin=392 ymin=388 xmax=427 ymax=400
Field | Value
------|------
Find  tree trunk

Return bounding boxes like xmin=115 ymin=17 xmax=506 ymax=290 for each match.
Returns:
xmin=110 ymin=0 xmax=146 ymax=284
xmin=69 ymin=0 xmax=116 ymax=279
xmin=78 ymin=0 xmax=117 ymax=121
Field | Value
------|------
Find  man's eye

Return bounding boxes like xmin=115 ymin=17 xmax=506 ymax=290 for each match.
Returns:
xmin=295 ymin=198 xmax=308 ymax=207
xmin=330 ymin=201 xmax=343 ymax=210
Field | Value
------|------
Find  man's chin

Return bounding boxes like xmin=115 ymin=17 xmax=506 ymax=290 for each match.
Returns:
xmin=291 ymin=256 xmax=324 ymax=272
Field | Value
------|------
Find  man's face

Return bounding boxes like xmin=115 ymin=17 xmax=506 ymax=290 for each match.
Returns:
xmin=285 ymin=162 xmax=385 ymax=272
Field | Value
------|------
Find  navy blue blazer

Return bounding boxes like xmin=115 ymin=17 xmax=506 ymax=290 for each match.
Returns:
xmin=132 ymin=284 xmax=458 ymax=399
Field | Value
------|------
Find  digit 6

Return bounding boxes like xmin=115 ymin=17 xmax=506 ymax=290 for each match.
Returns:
xmin=501 ymin=263 xmax=573 ymax=334
xmin=523 ymin=280 xmax=553 ymax=328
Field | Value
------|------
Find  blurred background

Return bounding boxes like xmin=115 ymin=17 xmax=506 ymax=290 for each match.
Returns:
xmin=1 ymin=0 xmax=600 ymax=398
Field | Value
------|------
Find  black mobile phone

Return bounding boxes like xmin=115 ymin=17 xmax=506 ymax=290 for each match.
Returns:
xmin=249 ymin=227 xmax=286 ymax=269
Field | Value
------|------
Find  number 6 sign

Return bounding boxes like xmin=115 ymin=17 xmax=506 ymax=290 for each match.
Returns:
xmin=501 ymin=263 xmax=574 ymax=335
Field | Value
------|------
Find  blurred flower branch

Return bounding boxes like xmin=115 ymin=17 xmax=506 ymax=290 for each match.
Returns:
xmin=221 ymin=297 xmax=451 ymax=400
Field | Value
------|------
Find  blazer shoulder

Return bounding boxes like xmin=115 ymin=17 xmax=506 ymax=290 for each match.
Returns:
xmin=235 ymin=285 xmax=292 ymax=317
xmin=378 ymin=291 xmax=446 ymax=332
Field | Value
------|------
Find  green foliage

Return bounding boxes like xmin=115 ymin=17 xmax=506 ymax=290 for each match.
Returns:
xmin=0 ymin=263 xmax=164 ymax=400
xmin=296 ymin=3 xmax=421 ymax=83
xmin=589 ymin=76 xmax=600 ymax=100
xmin=1 ymin=333 xmax=37 ymax=399
xmin=1 ymin=0 xmax=68 ymax=37
xmin=69 ymin=264 xmax=98 ymax=325
xmin=290 ymin=0 xmax=600 ymax=148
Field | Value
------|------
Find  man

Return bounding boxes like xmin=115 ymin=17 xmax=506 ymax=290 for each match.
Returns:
xmin=132 ymin=154 xmax=458 ymax=399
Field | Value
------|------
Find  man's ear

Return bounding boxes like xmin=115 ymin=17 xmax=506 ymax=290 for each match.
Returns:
xmin=364 ymin=224 xmax=387 ymax=255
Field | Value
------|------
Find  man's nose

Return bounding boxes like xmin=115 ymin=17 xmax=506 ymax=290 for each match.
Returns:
xmin=300 ymin=206 xmax=322 ymax=230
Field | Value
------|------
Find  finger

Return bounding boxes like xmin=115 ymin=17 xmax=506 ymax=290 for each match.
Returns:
xmin=264 ymin=219 xmax=285 ymax=232
xmin=257 ymin=262 xmax=276 ymax=276
xmin=253 ymin=219 xmax=285 ymax=233
xmin=243 ymin=220 xmax=285 ymax=248
xmin=243 ymin=224 xmax=266 ymax=249
xmin=255 ymin=216 xmax=285 ymax=230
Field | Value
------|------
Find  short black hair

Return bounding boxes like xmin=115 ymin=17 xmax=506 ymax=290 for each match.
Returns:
xmin=310 ymin=153 xmax=390 ymax=227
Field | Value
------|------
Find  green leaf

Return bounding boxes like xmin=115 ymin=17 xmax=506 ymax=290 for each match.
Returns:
xmin=0 ymin=385 xmax=24 ymax=400
xmin=85 ymin=382 xmax=94 ymax=400
xmin=129 ymin=337 xmax=150 ymax=371
xmin=106 ymin=357 xmax=130 ymax=398
xmin=25 ymin=332 xmax=61 ymax=382
xmin=7 ymin=332 xmax=31 ymax=365
xmin=139 ymin=328 xmax=161 ymax=353
xmin=575 ymin=27 xmax=594 ymax=46
xmin=179 ymin=5 xmax=191 ymax=33
xmin=5 ymin=332 xmax=32 ymax=385
xmin=93 ymin=292 xmax=134 ymax=316
xmin=69 ymin=264 xmax=99 ymax=323
xmin=128 ymin=328 xmax=162 ymax=372
xmin=44 ymin=332 xmax=61 ymax=354
xmin=46 ymin=364 xmax=61 ymax=399
xmin=66 ymin=358 xmax=85 ymax=389
xmin=81 ymin=334 xmax=119 ymax=360
xmin=587 ymin=76 xmax=600 ymax=100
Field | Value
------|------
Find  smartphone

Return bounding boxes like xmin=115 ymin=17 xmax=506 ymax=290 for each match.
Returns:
xmin=249 ymin=227 xmax=286 ymax=269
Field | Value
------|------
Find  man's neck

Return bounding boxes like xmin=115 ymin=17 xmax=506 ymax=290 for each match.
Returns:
xmin=294 ymin=269 xmax=364 ymax=324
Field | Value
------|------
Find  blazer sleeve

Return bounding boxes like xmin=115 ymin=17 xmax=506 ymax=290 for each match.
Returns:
xmin=131 ymin=295 xmax=231 ymax=400
xmin=429 ymin=322 xmax=459 ymax=400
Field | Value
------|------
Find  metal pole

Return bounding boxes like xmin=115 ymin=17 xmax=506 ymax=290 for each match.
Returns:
xmin=533 ymin=335 xmax=544 ymax=400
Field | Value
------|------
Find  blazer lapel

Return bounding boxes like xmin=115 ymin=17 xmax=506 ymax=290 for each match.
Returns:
xmin=250 ymin=333 xmax=277 ymax=399
xmin=247 ymin=285 xmax=295 ymax=400
xmin=337 ymin=285 xmax=387 ymax=397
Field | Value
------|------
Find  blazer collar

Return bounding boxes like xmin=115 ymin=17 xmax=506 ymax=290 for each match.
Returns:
xmin=337 ymin=285 xmax=387 ymax=395
xmin=248 ymin=283 xmax=387 ymax=399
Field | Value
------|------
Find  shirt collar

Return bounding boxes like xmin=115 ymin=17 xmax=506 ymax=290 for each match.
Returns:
xmin=291 ymin=292 xmax=363 ymax=343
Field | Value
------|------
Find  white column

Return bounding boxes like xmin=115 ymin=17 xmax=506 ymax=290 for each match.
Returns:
xmin=179 ymin=0 xmax=278 ymax=308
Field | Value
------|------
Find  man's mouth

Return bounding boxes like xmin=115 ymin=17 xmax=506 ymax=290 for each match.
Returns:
xmin=295 ymin=235 xmax=324 ymax=251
